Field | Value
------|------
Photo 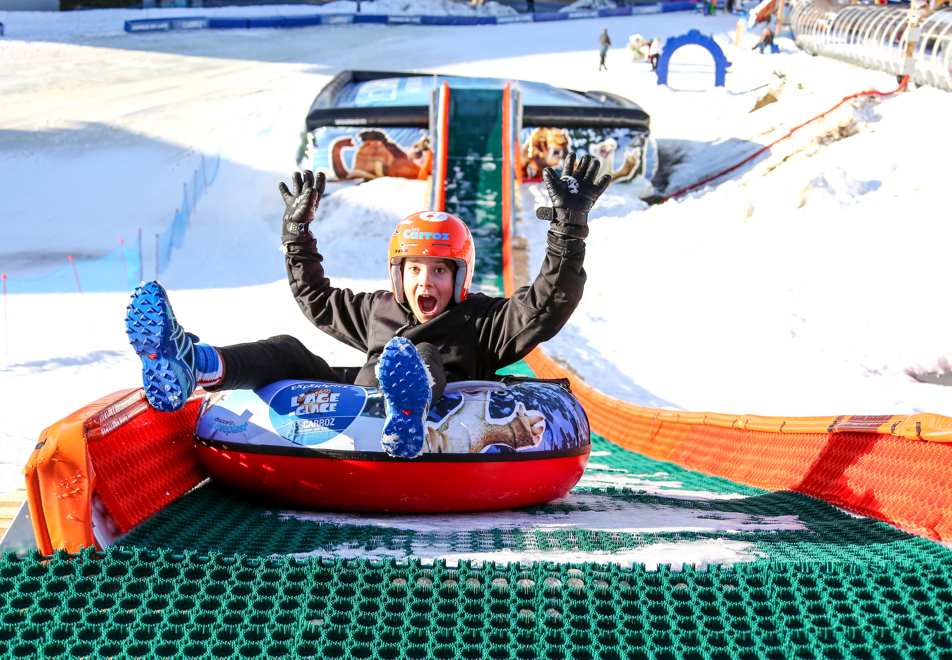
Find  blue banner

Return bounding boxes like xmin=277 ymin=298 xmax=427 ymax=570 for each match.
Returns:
xmin=321 ymin=14 xmax=355 ymax=25
xmin=661 ymin=1 xmax=697 ymax=11
xmin=352 ymin=14 xmax=389 ymax=23
xmin=125 ymin=19 xmax=171 ymax=32
xmin=284 ymin=15 xmax=323 ymax=27
xmin=532 ymin=11 xmax=569 ymax=21
xmin=208 ymin=17 xmax=249 ymax=28
xmin=495 ymin=14 xmax=533 ymax=23
xmin=125 ymin=3 xmax=695 ymax=34
xmin=248 ymin=16 xmax=287 ymax=28
xmin=420 ymin=15 xmax=496 ymax=25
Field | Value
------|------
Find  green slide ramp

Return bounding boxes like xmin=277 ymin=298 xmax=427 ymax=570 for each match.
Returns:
xmin=438 ymin=86 xmax=528 ymax=380
xmin=442 ymin=88 xmax=506 ymax=298
xmin=3 ymin=93 xmax=952 ymax=660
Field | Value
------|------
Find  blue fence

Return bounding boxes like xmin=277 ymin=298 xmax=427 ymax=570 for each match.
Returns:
xmin=156 ymin=152 xmax=220 ymax=277
xmin=124 ymin=2 xmax=697 ymax=32
xmin=2 ymin=152 xmax=220 ymax=296
xmin=3 ymin=238 xmax=142 ymax=296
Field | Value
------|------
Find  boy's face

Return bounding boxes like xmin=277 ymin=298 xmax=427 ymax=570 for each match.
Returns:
xmin=403 ymin=257 xmax=455 ymax=324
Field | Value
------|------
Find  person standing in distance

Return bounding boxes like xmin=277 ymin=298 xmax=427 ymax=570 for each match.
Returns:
xmin=647 ymin=37 xmax=661 ymax=70
xmin=598 ymin=29 xmax=611 ymax=70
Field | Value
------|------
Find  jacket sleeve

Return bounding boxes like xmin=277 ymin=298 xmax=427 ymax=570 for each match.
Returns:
xmin=284 ymin=237 xmax=376 ymax=353
xmin=478 ymin=229 xmax=586 ymax=368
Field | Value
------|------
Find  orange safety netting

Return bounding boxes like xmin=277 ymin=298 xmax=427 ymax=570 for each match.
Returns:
xmin=524 ymin=348 xmax=952 ymax=541
xmin=501 ymin=111 xmax=952 ymax=540
xmin=87 ymin=394 xmax=204 ymax=534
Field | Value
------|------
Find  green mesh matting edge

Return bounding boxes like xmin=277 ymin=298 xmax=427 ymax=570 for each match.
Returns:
xmin=4 ymin=546 xmax=952 ymax=660
xmin=496 ymin=359 xmax=535 ymax=378
xmin=583 ymin=434 xmax=764 ymax=497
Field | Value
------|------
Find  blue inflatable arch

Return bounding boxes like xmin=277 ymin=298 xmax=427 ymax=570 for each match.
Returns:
xmin=655 ymin=30 xmax=732 ymax=87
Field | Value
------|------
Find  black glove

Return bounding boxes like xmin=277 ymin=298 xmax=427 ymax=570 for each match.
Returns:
xmin=279 ymin=170 xmax=326 ymax=245
xmin=535 ymin=153 xmax=611 ymax=238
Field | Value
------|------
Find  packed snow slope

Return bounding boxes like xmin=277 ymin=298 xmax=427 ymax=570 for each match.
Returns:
xmin=1 ymin=5 xmax=951 ymax=493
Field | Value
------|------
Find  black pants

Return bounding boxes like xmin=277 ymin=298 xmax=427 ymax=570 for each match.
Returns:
xmin=209 ymin=335 xmax=447 ymax=400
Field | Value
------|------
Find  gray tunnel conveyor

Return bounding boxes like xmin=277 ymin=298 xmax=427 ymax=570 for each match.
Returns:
xmin=790 ymin=0 xmax=952 ymax=91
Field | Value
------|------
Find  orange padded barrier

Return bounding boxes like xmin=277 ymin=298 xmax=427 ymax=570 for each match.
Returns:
xmin=24 ymin=388 xmax=205 ymax=554
xmin=24 ymin=390 xmax=134 ymax=555
xmin=87 ymin=392 xmax=205 ymax=534
xmin=523 ymin=348 xmax=952 ymax=541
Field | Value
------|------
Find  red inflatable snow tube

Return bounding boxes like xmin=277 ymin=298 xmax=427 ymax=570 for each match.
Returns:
xmin=191 ymin=378 xmax=592 ymax=513
xmin=195 ymin=442 xmax=591 ymax=513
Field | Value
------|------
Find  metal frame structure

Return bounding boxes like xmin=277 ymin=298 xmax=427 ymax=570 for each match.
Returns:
xmin=791 ymin=0 xmax=952 ymax=91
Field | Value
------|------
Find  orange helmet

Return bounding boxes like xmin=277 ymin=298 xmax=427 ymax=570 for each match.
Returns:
xmin=389 ymin=211 xmax=475 ymax=304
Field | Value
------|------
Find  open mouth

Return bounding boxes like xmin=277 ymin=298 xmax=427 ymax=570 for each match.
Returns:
xmin=417 ymin=295 xmax=438 ymax=315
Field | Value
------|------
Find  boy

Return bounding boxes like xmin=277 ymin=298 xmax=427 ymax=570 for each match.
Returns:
xmin=126 ymin=153 xmax=610 ymax=458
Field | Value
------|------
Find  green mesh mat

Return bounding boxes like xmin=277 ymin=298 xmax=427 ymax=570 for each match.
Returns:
xmin=3 ymin=542 xmax=952 ymax=660
xmin=4 ymin=436 xmax=947 ymax=659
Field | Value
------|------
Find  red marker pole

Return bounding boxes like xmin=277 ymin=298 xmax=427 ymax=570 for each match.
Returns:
xmin=70 ymin=255 xmax=93 ymax=339
xmin=119 ymin=238 xmax=130 ymax=293
xmin=2 ymin=273 xmax=8 ymax=367
xmin=69 ymin=255 xmax=83 ymax=295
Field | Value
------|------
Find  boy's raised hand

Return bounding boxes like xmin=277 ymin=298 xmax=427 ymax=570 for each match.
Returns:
xmin=536 ymin=153 xmax=611 ymax=234
xmin=544 ymin=152 xmax=611 ymax=212
xmin=279 ymin=170 xmax=326 ymax=245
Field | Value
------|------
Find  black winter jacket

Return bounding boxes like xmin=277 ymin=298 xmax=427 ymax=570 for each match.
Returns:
xmin=285 ymin=228 xmax=586 ymax=386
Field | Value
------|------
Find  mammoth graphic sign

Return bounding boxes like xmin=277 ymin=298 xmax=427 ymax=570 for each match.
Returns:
xmin=303 ymin=125 xmax=653 ymax=191
xmin=306 ymin=127 xmax=431 ymax=183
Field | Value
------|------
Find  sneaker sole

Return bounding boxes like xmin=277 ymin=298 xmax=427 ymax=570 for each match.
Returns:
xmin=125 ymin=282 xmax=188 ymax=412
xmin=378 ymin=338 xmax=431 ymax=458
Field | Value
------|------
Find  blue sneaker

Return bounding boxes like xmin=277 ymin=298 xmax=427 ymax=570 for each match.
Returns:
xmin=125 ymin=281 xmax=198 ymax=412
xmin=376 ymin=337 xmax=432 ymax=458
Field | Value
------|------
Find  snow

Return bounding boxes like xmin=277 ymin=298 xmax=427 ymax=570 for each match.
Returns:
xmin=289 ymin=538 xmax=766 ymax=570
xmin=277 ymin=492 xmax=805 ymax=533
xmin=276 ymin=490 xmax=795 ymax=567
xmin=1 ymin=8 xmax=950 ymax=522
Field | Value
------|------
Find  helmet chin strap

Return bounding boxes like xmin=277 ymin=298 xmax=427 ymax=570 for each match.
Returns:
xmin=390 ymin=263 xmax=406 ymax=304
xmin=454 ymin=265 xmax=467 ymax=303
